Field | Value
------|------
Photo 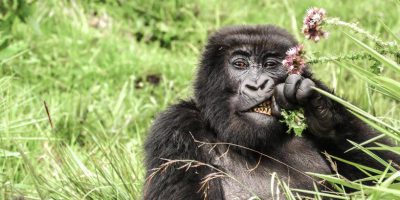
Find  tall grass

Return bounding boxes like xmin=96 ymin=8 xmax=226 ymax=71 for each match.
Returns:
xmin=0 ymin=0 xmax=399 ymax=199
xmin=301 ymin=26 xmax=400 ymax=199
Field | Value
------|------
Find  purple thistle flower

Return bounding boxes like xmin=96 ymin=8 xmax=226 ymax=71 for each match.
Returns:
xmin=302 ymin=7 xmax=328 ymax=42
xmin=282 ymin=45 xmax=306 ymax=75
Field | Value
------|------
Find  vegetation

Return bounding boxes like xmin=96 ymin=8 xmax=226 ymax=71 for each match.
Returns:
xmin=0 ymin=0 xmax=399 ymax=199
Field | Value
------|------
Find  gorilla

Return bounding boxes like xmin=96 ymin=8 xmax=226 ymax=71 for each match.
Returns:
xmin=143 ymin=25 xmax=399 ymax=199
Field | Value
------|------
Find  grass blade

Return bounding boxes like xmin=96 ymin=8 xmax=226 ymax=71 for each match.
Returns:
xmin=343 ymin=32 xmax=400 ymax=73
xmin=379 ymin=20 xmax=400 ymax=44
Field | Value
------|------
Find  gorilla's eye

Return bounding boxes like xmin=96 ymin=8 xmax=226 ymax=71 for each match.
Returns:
xmin=233 ymin=59 xmax=248 ymax=69
xmin=264 ymin=60 xmax=279 ymax=68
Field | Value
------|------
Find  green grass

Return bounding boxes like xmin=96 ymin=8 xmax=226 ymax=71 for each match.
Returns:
xmin=0 ymin=0 xmax=399 ymax=199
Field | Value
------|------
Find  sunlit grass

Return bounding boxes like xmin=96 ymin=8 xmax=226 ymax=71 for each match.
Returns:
xmin=0 ymin=0 xmax=399 ymax=199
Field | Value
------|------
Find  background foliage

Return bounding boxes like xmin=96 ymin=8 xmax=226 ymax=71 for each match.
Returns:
xmin=0 ymin=0 xmax=399 ymax=199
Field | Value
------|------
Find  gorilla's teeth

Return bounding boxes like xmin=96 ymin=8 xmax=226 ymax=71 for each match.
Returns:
xmin=266 ymin=108 xmax=271 ymax=115
xmin=249 ymin=101 xmax=273 ymax=115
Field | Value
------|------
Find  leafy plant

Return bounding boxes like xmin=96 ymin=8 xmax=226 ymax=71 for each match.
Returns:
xmin=281 ymin=109 xmax=307 ymax=137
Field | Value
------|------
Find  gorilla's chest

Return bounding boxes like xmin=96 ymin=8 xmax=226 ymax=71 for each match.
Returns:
xmin=210 ymin=138 xmax=332 ymax=200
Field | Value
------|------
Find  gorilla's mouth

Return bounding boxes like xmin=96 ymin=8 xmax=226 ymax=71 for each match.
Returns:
xmin=247 ymin=99 xmax=272 ymax=116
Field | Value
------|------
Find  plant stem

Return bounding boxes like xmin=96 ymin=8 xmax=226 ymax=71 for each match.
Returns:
xmin=325 ymin=18 xmax=398 ymax=48
xmin=307 ymin=48 xmax=400 ymax=64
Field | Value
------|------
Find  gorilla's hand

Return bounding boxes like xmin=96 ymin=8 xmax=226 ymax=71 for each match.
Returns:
xmin=274 ymin=74 xmax=336 ymax=136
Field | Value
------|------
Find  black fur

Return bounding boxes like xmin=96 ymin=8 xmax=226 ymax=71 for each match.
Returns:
xmin=143 ymin=25 xmax=399 ymax=200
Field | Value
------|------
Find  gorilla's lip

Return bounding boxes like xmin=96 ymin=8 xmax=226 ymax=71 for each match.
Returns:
xmin=239 ymin=96 xmax=281 ymax=118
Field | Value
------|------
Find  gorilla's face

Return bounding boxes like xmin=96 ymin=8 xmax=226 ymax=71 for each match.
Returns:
xmin=227 ymin=45 xmax=288 ymax=127
xmin=195 ymin=25 xmax=300 ymax=150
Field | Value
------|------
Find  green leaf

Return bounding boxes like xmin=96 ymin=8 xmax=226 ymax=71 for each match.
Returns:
xmin=334 ymin=60 xmax=400 ymax=101
xmin=347 ymin=140 xmax=397 ymax=172
xmin=350 ymin=112 xmax=400 ymax=143
xmin=280 ymin=109 xmax=307 ymax=137
xmin=313 ymin=87 xmax=399 ymax=135
xmin=327 ymin=154 xmax=382 ymax=174
xmin=379 ymin=20 xmax=400 ymax=44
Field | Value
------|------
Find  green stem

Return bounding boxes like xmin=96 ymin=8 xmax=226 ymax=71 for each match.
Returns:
xmin=307 ymin=52 xmax=370 ymax=64
xmin=307 ymin=49 xmax=400 ymax=64
xmin=325 ymin=18 xmax=398 ymax=48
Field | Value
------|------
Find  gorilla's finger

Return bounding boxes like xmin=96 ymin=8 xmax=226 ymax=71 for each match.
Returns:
xmin=296 ymin=78 xmax=315 ymax=105
xmin=271 ymin=96 xmax=282 ymax=118
xmin=284 ymin=74 xmax=302 ymax=103
xmin=274 ymin=84 xmax=296 ymax=109
xmin=306 ymin=115 xmax=335 ymax=137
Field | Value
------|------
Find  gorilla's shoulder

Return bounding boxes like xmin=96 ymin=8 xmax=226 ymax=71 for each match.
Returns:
xmin=150 ymin=99 xmax=204 ymax=133
xmin=145 ymin=100 xmax=206 ymax=151
xmin=144 ymin=100 xmax=209 ymax=166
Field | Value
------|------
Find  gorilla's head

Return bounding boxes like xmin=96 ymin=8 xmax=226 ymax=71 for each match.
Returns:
xmin=195 ymin=25 xmax=309 ymax=151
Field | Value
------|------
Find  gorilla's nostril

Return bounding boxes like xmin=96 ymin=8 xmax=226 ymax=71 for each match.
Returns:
xmin=259 ymin=79 xmax=269 ymax=90
xmin=245 ymin=84 xmax=258 ymax=91
xmin=243 ymin=76 xmax=274 ymax=93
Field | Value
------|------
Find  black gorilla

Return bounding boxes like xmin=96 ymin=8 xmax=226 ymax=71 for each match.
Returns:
xmin=144 ymin=25 xmax=399 ymax=199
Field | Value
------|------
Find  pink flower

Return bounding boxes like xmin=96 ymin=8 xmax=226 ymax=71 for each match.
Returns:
xmin=282 ymin=45 xmax=306 ymax=75
xmin=302 ymin=7 xmax=328 ymax=42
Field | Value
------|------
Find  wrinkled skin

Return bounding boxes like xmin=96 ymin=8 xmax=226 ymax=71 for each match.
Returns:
xmin=143 ymin=25 xmax=399 ymax=200
xmin=275 ymin=74 xmax=337 ymax=136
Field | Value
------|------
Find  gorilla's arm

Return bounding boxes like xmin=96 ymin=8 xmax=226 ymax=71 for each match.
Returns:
xmin=274 ymin=74 xmax=400 ymax=180
xmin=143 ymin=100 xmax=224 ymax=200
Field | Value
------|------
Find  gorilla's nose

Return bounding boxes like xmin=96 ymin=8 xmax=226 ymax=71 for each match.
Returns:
xmin=242 ymin=75 xmax=274 ymax=98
